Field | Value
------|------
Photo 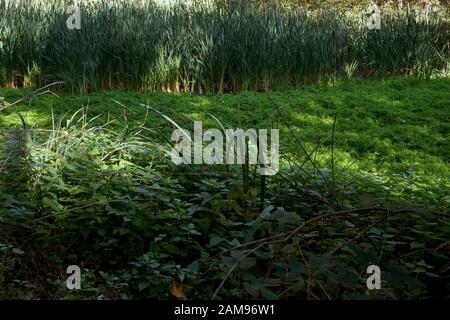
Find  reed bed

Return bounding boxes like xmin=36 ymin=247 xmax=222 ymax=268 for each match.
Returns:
xmin=0 ymin=0 xmax=448 ymax=93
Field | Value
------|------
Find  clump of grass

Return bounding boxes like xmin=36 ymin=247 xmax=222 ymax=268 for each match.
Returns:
xmin=0 ymin=0 xmax=448 ymax=93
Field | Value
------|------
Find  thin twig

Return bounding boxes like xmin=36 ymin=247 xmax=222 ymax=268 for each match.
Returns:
xmin=211 ymin=206 xmax=413 ymax=299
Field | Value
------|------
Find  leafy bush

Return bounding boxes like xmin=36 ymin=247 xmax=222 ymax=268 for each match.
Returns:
xmin=1 ymin=98 xmax=448 ymax=299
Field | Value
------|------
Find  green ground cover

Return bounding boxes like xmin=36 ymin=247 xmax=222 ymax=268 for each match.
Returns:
xmin=1 ymin=77 xmax=449 ymax=299
xmin=1 ymin=77 xmax=449 ymax=205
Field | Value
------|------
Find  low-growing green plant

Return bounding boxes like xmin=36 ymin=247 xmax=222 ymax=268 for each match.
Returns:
xmin=0 ymin=89 xmax=448 ymax=299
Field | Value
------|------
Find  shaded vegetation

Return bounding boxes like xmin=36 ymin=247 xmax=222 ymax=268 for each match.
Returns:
xmin=1 ymin=78 xmax=449 ymax=299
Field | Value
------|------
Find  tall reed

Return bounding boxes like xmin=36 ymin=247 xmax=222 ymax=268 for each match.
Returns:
xmin=0 ymin=0 xmax=448 ymax=92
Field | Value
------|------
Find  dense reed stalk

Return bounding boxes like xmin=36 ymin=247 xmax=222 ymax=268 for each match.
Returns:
xmin=0 ymin=0 xmax=448 ymax=92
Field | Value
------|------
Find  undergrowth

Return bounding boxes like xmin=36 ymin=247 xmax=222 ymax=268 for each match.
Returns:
xmin=0 ymin=89 xmax=449 ymax=299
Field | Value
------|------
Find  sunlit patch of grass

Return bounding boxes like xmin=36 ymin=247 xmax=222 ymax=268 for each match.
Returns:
xmin=1 ymin=78 xmax=449 ymax=183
